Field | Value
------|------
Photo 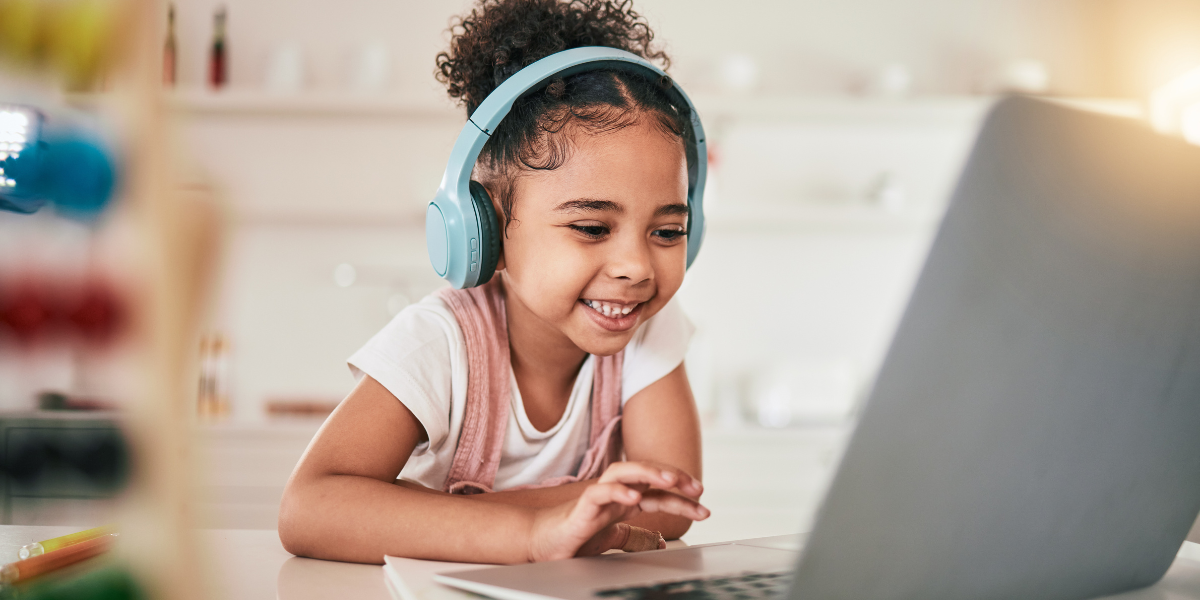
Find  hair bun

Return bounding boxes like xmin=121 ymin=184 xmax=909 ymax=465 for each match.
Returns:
xmin=436 ymin=0 xmax=669 ymax=116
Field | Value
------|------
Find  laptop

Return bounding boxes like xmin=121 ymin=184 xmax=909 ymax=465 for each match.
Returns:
xmin=434 ymin=96 xmax=1200 ymax=600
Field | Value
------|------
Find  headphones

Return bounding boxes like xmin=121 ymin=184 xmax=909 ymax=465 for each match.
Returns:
xmin=425 ymin=46 xmax=708 ymax=289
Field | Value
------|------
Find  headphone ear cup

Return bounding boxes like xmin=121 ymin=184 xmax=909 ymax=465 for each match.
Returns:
xmin=469 ymin=180 xmax=501 ymax=286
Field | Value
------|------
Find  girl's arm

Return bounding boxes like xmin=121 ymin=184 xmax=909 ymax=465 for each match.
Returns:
xmin=279 ymin=375 xmax=533 ymax=563
xmin=615 ymin=362 xmax=703 ymax=538
xmin=278 ymin=374 xmax=705 ymax=564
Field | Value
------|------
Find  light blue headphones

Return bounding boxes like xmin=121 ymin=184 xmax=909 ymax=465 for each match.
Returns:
xmin=425 ymin=46 xmax=707 ymax=289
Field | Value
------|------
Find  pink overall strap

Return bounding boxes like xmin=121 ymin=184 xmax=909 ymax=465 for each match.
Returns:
xmin=438 ymin=278 xmax=625 ymax=494
xmin=528 ymin=353 xmax=623 ymax=489
xmin=438 ymin=278 xmax=512 ymax=495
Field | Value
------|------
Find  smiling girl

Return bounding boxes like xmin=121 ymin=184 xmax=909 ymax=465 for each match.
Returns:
xmin=278 ymin=0 xmax=708 ymax=564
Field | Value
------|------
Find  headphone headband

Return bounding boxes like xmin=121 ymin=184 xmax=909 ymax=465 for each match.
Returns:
xmin=427 ymin=46 xmax=707 ymax=289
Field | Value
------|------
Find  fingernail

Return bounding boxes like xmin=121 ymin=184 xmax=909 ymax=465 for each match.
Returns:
xmin=626 ymin=489 xmax=639 ymax=500
xmin=661 ymin=470 xmax=675 ymax=481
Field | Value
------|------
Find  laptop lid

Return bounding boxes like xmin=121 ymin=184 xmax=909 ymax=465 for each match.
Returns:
xmin=789 ymin=96 xmax=1200 ymax=600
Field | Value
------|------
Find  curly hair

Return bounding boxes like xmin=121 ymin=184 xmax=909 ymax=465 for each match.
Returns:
xmin=434 ymin=0 xmax=695 ymax=233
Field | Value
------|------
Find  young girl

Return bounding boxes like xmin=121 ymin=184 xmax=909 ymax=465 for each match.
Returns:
xmin=278 ymin=0 xmax=708 ymax=565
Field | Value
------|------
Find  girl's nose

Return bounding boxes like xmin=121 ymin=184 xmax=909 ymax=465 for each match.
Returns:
xmin=607 ymin=236 xmax=654 ymax=283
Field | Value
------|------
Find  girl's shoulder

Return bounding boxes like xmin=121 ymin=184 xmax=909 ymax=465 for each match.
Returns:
xmin=347 ymin=292 xmax=468 ymax=453
xmin=351 ymin=294 xmax=462 ymax=362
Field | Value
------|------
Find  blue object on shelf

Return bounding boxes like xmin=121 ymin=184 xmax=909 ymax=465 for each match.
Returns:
xmin=38 ymin=134 xmax=117 ymax=218
xmin=0 ymin=103 xmax=117 ymax=219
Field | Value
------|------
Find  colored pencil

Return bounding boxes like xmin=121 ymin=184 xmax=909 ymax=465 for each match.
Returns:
xmin=1 ymin=534 xmax=116 ymax=585
xmin=17 ymin=525 xmax=114 ymax=560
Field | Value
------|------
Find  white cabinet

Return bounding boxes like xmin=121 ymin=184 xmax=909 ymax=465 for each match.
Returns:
xmin=191 ymin=422 xmax=850 ymax=539
xmin=193 ymin=422 xmax=320 ymax=529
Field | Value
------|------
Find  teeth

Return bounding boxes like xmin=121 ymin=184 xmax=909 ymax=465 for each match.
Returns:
xmin=583 ymin=299 xmax=638 ymax=318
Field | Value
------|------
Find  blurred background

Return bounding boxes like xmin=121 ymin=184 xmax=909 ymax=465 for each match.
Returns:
xmin=4 ymin=0 xmax=1200 ymax=548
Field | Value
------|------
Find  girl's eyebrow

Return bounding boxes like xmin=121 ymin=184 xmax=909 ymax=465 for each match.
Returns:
xmin=554 ymin=199 xmax=690 ymax=217
xmin=655 ymin=203 xmax=690 ymax=217
xmin=555 ymin=198 xmax=623 ymax=213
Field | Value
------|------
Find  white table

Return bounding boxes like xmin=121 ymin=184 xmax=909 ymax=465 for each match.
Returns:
xmin=6 ymin=526 xmax=1200 ymax=600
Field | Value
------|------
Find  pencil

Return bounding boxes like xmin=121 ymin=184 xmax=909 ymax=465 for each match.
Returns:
xmin=18 ymin=525 xmax=114 ymax=560
xmin=0 ymin=534 xmax=116 ymax=585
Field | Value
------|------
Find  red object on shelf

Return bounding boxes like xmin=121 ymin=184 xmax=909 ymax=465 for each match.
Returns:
xmin=0 ymin=274 xmax=129 ymax=349
xmin=209 ymin=6 xmax=227 ymax=89
xmin=66 ymin=281 xmax=126 ymax=346
xmin=0 ymin=278 xmax=54 ymax=344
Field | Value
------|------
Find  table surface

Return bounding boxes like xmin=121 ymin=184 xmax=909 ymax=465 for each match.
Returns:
xmin=6 ymin=526 xmax=1200 ymax=600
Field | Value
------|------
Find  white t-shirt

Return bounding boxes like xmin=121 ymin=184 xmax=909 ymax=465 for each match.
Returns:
xmin=347 ymin=293 xmax=694 ymax=491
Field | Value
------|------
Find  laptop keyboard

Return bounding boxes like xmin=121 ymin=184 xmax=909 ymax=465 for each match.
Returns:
xmin=594 ymin=571 xmax=794 ymax=600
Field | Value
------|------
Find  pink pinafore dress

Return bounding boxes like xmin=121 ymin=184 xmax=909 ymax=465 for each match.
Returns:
xmin=436 ymin=278 xmax=624 ymax=495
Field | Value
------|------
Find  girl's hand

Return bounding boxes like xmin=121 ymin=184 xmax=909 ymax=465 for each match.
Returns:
xmin=525 ymin=462 xmax=708 ymax=562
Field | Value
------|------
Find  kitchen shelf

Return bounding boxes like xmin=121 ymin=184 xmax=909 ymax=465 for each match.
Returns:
xmin=705 ymin=202 xmax=942 ymax=233
xmin=232 ymin=210 xmax=427 ymax=228
xmin=65 ymin=89 xmax=464 ymax=119
xmin=169 ymin=89 xmax=463 ymax=118
xmin=66 ymin=90 xmax=1140 ymax=125
xmin=690 ymin=94 xmax=1143 ymax=125
xmin=168 ymin=91 xmax=991 ymax=123
xmin=690 ymin=94 xmax=994 ymax=125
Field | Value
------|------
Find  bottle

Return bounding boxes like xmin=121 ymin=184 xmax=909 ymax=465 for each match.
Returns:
xmin=163 ymin=4 xmax=177 ymax=87
xmin=197 ymin=333 xmax=231 ymax=419
xmin=209 ymin=6 xmax=227 ymax=90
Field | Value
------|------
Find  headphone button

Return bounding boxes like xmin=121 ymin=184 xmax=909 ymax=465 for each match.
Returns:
xmin=471 ymin=262 xmax=478 ymax=272
xmin=470 ymin=238 xmax=478 ymax=250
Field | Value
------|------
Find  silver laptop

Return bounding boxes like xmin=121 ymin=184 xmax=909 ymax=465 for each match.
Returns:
xmin=436 ymin=96 xmax=1200 ymax=600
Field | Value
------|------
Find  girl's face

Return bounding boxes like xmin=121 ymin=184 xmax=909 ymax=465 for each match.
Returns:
xmin=494 ymin=117 xmax=689 ymax=357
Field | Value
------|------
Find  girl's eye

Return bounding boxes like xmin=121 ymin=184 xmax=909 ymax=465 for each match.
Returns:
xmin=653 ymin=227 xmax=687 ymax=242
xmin=568 ymin=224 xmax=609 ymax=239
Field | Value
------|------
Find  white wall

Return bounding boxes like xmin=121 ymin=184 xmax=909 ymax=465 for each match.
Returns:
xmin=185 ymin=99 xmax=986 ymax=421
xmin=165 ymin=1 xmax=1108 ymax=420
xmin=168 ymin=0 xmax=1108 ymax=97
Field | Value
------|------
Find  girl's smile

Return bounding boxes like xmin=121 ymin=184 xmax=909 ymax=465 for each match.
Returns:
xmin=579 ymin=298 xmax=646 ymax=332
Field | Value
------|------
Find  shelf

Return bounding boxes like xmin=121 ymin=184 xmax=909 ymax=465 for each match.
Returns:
xmin=704 ymin=202 xmax=942 ymax=233
xmin=231 ymin=210 xmax=427 ymax=229
xmin=168 ymin=91 xmax=989 ymax=122
xmin=169 ymin=89 xmax=463 ymax=118
xmin=66 ymin=90 xmax=1141 ymax=126
xmin=689 ymin=94 xmax=1146 ymax=126
xmin=690 ymin=94 xmax=995 ymax=125
xmin=65 ymin=89 xmax=464 ymax=119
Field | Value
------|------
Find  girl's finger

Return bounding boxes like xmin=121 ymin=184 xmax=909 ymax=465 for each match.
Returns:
xmin=629 ymin=460 xmax=703 ymax=498
xmin=577 ymin=523 xmax=665 ymax=557
xmin=621 ymin=525 xmax=666 ymax=552
xmin=637 ymin=491 xmax=710 ymax=521
xmin=576 ymin=482 xmax=643 ymax=520
xmin=575 ymin=524 xmax=631 ymax=557
xmin=599 ymin=462 xmax=704 ymax=499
